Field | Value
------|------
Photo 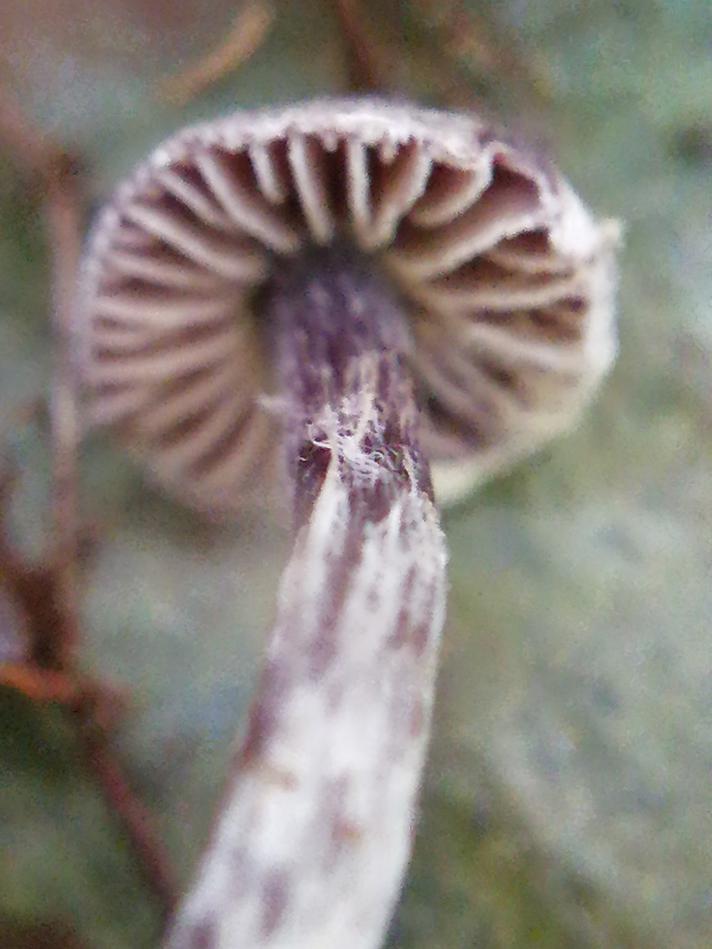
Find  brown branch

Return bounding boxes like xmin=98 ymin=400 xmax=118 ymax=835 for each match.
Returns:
xmin=71 ymin=700 xmax=178 ymax=921
xmin=0 ymin=82 xmax=178 ymax=921
xmin=156 ymin=1 xmax=275 ymax=106
xmin=409 ymin=0 xmax=553 ymax=106
xmin=0 ymin=86 xmax=66 ymax=179
xmin=0 ymin=662 xmax=78 ymax=703
xmin=45 ymin=154 xmax=83 ymax=668
xmin=332 ymin=0 xmax=396 ymax=92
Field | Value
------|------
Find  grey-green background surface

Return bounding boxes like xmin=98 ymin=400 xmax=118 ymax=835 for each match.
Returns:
xmin=1 ymin=1 xmax=710 ymax=946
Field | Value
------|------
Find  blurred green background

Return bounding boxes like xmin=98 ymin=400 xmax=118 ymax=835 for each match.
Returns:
xmin=1 ymin=1 xmax=711 ymax=946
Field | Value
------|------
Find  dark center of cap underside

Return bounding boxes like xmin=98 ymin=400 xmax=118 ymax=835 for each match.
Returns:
xmin=264 ymin=242 xmax=413 ymax=375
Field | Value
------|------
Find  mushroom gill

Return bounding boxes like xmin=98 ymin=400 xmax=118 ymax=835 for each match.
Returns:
xmin=80 ymin=98 xmax=617 ymax=515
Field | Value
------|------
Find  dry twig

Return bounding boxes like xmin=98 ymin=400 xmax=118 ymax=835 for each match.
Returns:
xmin=332 ymin=0 xmax=397 ymax=92
xmin=0 ymin=82 xmax=178 ymax=922
xmin=157 ymin=1 xmax=275 ymax=106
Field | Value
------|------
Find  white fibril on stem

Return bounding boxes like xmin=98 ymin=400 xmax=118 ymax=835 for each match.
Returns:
xmin=167 ymin=253 xmax=448 ymax=948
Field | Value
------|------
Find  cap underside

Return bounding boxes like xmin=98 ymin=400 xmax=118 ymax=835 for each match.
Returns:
xmin=80 ymin=98 xmax=617 ymax=515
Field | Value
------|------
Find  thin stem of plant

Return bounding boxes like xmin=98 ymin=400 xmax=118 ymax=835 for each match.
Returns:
xmin=167 ymin=250 xmax=447 ymax=948
xmin=71 ymin=698 xmax=179 ymax=919
xmin=156 ymin=1 xmax=275 ymax=106
xmin=409 ymin=0 xmax=552 ymax=105
xmin=45 ymin=155 xmax=83 ymax=667
xmin=332 ymin=0 xmax=395 ymax=92
xmin=0 ymin=82 xmax=178 ymax=921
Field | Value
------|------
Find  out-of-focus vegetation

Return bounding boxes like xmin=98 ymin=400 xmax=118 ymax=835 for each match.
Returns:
xmin=1 ymin=2 xmax=711 ymax=946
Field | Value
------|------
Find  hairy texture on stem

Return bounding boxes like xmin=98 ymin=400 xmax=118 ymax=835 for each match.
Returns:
xmin=166 ymin=252 xmax=448 ymax=949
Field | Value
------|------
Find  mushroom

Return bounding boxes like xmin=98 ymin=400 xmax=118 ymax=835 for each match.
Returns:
xmin=78 ymin=99 xmax=618 ymax=948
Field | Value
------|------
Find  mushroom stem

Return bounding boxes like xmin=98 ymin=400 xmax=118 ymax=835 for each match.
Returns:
xmin=166 ymin=249 xmax=448 ymax=949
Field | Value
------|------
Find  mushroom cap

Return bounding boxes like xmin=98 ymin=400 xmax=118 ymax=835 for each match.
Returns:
xmin=79 ymin=97 xmax=618 ymax=515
